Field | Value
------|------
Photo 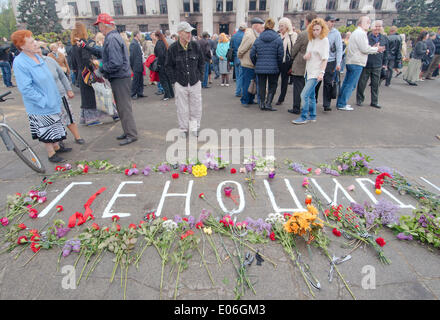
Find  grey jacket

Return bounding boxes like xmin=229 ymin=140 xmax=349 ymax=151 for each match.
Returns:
xmin=290 ymin=30 xmax=308 ymax=76
xmin=43 ymin=56 xmax=71 ymax=97
xmin=102 ymin=29 xmax=131 ymax=80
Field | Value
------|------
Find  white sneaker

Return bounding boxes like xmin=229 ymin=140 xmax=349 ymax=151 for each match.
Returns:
xmin=337 ymin=105 xmax=354 ymax=111
xmin=220 ymin=83 xmax=225 ymax=87
xmin=225 ymin=84 xmax=230 ymax=87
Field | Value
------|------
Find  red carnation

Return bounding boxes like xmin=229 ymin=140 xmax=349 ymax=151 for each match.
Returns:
xmin=307 ymin=168 xmax=312 ymax=172
xmin=17 ymin=236 xmax=28 ymax=245
xmin=92 ymin=223 xmax=100 ymax=230
xmin=128 ymin=224 xmax=137 ymax=229
xmin=83 ymin=165 xmax=89 ymax=173
xmin=18 ymin=223 xmax=27 ymax=230
xmin=56 ymin=205 xmax=64 ymax=212
xmin=369 ymin=169 xmax=374 ymax=174
xmin=116 ymin=224 xmax=121 ymax=231
xmin=124 ymin=169 xmax=130 ymax=175
xmin=376 ymin=237 xmax=386 ymax=247
xmin=172 ymin=173 xmax=179 ymax=179
xmin=199 ymin=193 xmax=205 ymax=199
xmin=112 ymin=215 xmax=120 ymax=222
xmin=195 ymin=221 xmax=203 ymax=229
xmin=230 ymin=168 xmax=237 ymax=174
xmin=30 ymin=242 xmax=40 ymax=253
xmin=162 ymin=217 xmax=168 ymax=221
xmin=332 ymin=228 xmax=342 ymax=237
xmin=270 ymin=232 xmax=276 ymax=241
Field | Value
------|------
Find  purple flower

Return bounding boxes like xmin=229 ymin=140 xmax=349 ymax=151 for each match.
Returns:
xmin=373 ymin=199 xmax=398 ymax=225
xmin=142 ymin=166 xmax=151 ymax=176
xmin=179 ymin=164 xmax=187 ymax=173
xmin=397 ymin=233 xmax=413 ymax=241
xmin=158 ymin=164 xmax=171 ymax=173
xmin=62 ymin=244 xmax=72 ymax=257
xmin=187 ymin=215 xmax=195 ymax=228
xmin=244 ymin=217 xmax=272 ymax=235
xmin=56 ymin=226 xmax=70 ymax=238
xmin=198 ymin=209 xmax=211 ymax=222
xmin=374 ymin=166 xmax=395 ymax=178
xmin=323 ymin=167 xmax=340 ymax=176
xmin=268 ymin=171 xmax=276 ymax=179
xmin=174 ymin=215 xmax=182 ymax=224
xmin=341 ymin=164 xmax=349 ymax=171
xmin=128 ymin=168 xmax=139 ymax=175
xmin=350 ymin=202 xmax=366 ymax=217
xmin=38 ymin=191 xmax=47 ymax=197
xmin=245 ymin=163 xmax=255 ymax=173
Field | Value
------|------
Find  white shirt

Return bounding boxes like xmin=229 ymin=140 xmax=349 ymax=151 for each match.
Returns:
xmin=346 ymin=27 xmax=379 ymax=67
xmin=305 ymin=37 xmax=329 ymax=80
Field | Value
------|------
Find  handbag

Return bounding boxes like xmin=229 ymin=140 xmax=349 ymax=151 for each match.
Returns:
xmin=149 ymin=57 xmax=159 ymax=72
xmin=81 ymin=66 xmax=98 ymax=86
xmin=226 ymin=43 xmax=234 ymax=62
xmin=330 ymin=71 xmax=340 ymax=100
xmin=248 ymin=79 xmax=257 ymax=95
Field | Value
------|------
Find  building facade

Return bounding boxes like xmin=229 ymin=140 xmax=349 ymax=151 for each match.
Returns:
xmin=11 ymin=0 xmax=398 ymax=35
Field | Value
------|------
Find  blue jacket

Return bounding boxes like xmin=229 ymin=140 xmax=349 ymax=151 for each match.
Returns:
xmin=250 ymin=29 xmax=283 ymax=74
xmin=13 ymin=53 xmax=61 ymax=115
xmin=231 ymin=29 xmax=245 ymax=59
xmin=102 ymin=30 xmax=131 ymax=80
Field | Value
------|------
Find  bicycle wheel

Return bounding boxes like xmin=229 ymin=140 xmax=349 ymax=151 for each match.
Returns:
xmin=3 ymin=126 xmax=46 ymax=173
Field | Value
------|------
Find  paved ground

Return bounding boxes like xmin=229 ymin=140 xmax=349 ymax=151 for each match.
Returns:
xmin=0 ymin=73 xmax=439 ymax=300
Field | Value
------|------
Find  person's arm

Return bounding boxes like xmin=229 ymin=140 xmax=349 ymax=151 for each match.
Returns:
xmin=197 ymin=43 xmax=205 ymax=82
xmin=63 ymin=54 xmax=71 ymax=75
xmin=335 ymin=33 xmax=343 ymax=70
xmin=102 ymin=37 xmax=125 ymax=74
xmin=238 ymin=32 xmax=252 ymax=59
xmin=357 ymin=33 xmax=380 ymax=55
xmin=382 ymin=37 xmax=389 ymax=68
xmin=165 ymin=45 xmax=176 ymax=84
xmin=51 ymin=57 xmax=72 ymax=94
xmin=250 ymin=42 xmax=257 ymax=66
xmin=14 ymin=60 xmax=47 ymax=108
xmin=277 ymin=38 xmax=284 ymax=66
xmin=291 ymin=32 xmax=305 ymax=62
xmin=318 ymin=40 xmax=329 ymax=81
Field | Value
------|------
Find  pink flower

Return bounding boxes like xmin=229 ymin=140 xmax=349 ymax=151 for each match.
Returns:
xmin=347 ymin=185 xmax=355 ymax=192
xmin=37 ymin=196 xmax=47 ymax=204
xmin=0 ymin=217 xmax=9 ymax=226
xmin=239 ymin=167 xmax=246 ymax=174
xmin=302 ymin=177 xmax=309 ymax=187
xmin=314 ymin=168 xmax=321 ymax=175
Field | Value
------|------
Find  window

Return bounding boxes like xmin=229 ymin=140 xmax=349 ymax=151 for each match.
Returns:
xmin=226 ymin=0 xmax=233 ymax=12
xmin=139 ymin=24 xmax=148 ymax=32
xmin=90 ymin=1 xmax=100 ymax=16
xmin=219 ymin=23 xmax=229 ymax=35
xmin=183 ymin=0 xmax=190 ymax=12
xmin=284 ymin=0 xmax=289 ymax=11
xmin=259 ymin=0 xmax=266 ymax=11
xmin=303 ymin=0 xmax=313 ymax=11
xmin=349 ymin=0 xmax=359 ymax=10
xmin=346 ymin=19 xmax=357 ymax=26
xmin=159 ymin=0 xmax=167 ymax=14
xmin=249 ymin=0 xmax=256 ymax=11
xmin=116 ymin=25 xmax=126 ymax=33
xmin=193 ymin=0 xmax=200 ymax=12
xmin=160 ymin=24 xmax=169 ymax=33
xmin=67 ymin=2 xmax=78 ymax=17
xmin=216 ymin=0 xmax=223 ymax=12
xmin=326 ymin=0 xmax=337 ymax=10
xmin=374 ymin=0 xmax=383 ymax=10
xmin=113 ymin=0 xmax=124 ymax=16
xmin=136 ymin=0 xmax=146 ymax=14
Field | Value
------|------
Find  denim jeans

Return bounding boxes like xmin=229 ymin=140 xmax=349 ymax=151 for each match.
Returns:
xmin=234 ymin=57 xmax=243 ymax=96
xmin=240 ymin=66 xmax=256 ymax=105
xmin=0 ymin=61 xmax=12 ymax=87
xmin=212 ymin=55 xmax=220 ymax=77
xmin=157 ymin=82 xmax=164 ymax=93
xmin=336 ymin=64 xmax=364 ymax=108
xmin=202 ymin=61 xmax=210 ymax=88
xmin=300 ymin=78 xmax=319 ymax=120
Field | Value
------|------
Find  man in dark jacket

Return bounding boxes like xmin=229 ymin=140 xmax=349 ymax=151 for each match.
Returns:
xmin=424 ymin=30 xmax=440 ymax=79
xmin=0 ymin=43 xmax=14 ymax=87
xmin=198 ymin=32 xmax=212 ymax=88
xmin=288 ymin=12 xmax=317 ymax=114
xmin=231 ymin=23 xmax=246 ymax=97
xmin=95 ymin=13 xmax=138 ymax=146
xmin=356 ymin=20 xmax=388 ymax=109
xmin=165 ymin=21 xmax=205 ymax=138
xmin=384 ymin=26 xmax=402 ymax=86
xmin=129 ymin=31 xmax=145 ymax=99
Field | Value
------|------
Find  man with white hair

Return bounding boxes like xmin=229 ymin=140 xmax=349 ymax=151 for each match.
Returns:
xmin=355 ymin=19 xmax=388 ymax=109
xmin=165 ymin=22 xmax=205 ymax=138
xmin=94 ymin=13 xmax=138 ymax=146
xmin=336 ymin=16 xmax=385 ymax=111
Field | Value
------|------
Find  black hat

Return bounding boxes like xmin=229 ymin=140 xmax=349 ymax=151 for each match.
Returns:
xmin=250 ymin=17 xmax=264 ymax=25
xmin=325 ymin=15 xmax=340 ymax=22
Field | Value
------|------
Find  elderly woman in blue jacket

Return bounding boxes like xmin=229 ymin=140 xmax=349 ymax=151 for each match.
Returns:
xmin=11 ymin=30 xmax=71 ymax=163
xmin=250 ymin=18 xmax=283 ymax=111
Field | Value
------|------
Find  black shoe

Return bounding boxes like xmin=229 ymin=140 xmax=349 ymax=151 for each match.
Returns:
xmin=265 ymin=107 xmax=278 ymax=111
xmin=137 ymin=94 xmax=147 ymax=98
xmin=56 ymin=146 xmax=72 ymax=153
xmin=370 ymin=104 xmax=382 ymax=109
xmin=242 ymin=104 xmax=250 ymax=108
xmin=264 ymin=93 xmax=275 ymax=111
xmin=119 ymin=137 xmax=138 ymax=146
xmin=48 ymin=154 xmax=65 ymax=163
xmin=75 ymin=138 xmax=85 ymax=145
xmin=259 ymin=101 xmax=266 ymax=110
xmin=324 ymin=106 xmax=332 ymax=111
xmin=408 ymin=82 xmax=418 ymax=86
xmin=155 ymin=91 xmax=164 ymax=95
xmin=116 ymin=134 xmax=127 ymax=140
xmin=356 ymin=101 xmax=363 ymax=107
xmin=202 ymin=86 xmax=211 ymax=89
xmin=288 ymin=108 xmax=300 ymax=114
xmin=275 ymin=101 xmax=283 ymax=105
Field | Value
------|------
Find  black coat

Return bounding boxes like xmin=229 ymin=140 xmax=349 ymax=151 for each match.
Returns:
xmin=366 ymin=33 xmax=389 ymax=69
xmin=154 ymin=40 xmax=168 ymax=69
xmin=198 ymin=38 xmax=212 ymax=63
xmin=129 ymin=39 xmax=144 ymax=73
xmin=165 ymin=40 xmax=204 ymax=87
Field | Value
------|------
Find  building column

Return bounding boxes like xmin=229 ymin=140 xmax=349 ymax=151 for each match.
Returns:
xmin=98 ymin=0 xmax=114 ymax=15
xmin=202 ymin=0 xmax=214 ymax=35
xmin=269 ymin=0 xmax=284 ymax=29
xmin=77 ymin=0 xmax=91 ymax=16
xmin=314 ymin=0 xmax=327 ymax=11
xmin=337 ymin=0 xmax=349 ymax=11
xmin=122 ymin=0 xmax=137 ymax=16
xmin=168 ymin=0 xmax=181 ymax=34
xmin=145 ymin=0 xmax=159 ymax=14
xmin=291 ymin=0 xmax=302 ymax=12
xmin=236 ymin=0 xmax=247 ymax=28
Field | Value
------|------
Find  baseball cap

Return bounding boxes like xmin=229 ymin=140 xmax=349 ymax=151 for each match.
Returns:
xmin=325 ymin=15 xmax=340 ymax=22
xmin=177 ymin=22 xmax=195 ymax=33
xmin=239 ymin=22 xmax=247 ymax=30
xmin=93 ymin=13 xmax=115 ymax=26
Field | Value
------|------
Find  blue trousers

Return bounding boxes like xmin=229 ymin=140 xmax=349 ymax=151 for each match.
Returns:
xmin=202 ymin=62 xmax=210 ymax=88
xmin=300 ymin=78 xmax=319 ymax=121
xmin=0 ymin=61 xmax=12 ymax=87
xmin=234 ymin=57 xmax=243 ymax=96
xmin=240 ymin=66 xmax=256 ymax=105
xmin=336 ymin=64 xmax=364 ymax=108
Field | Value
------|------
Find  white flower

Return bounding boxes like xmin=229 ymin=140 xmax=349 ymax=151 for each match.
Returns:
xmin=265 ymin=213 xmax=285 ymax=224
xmin=163 ymin=220 xmax=177 ymax=231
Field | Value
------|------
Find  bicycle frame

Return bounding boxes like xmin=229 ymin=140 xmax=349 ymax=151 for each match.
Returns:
xmin=0 ymin=123 xmax=15 ymax=151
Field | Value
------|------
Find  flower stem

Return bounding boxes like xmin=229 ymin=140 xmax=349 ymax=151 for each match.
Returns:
xmin=21 ymin=249 xmax=40 ymax=268
xmin=77 ymin=253 xmax=92 ymax=286
xmin=323 ymin=249 xmax=356 ymax=300
xmin=196 ymin=246 xmax=215 ymax=286
xmin=86 ymin=249 xmax=103 ymax=280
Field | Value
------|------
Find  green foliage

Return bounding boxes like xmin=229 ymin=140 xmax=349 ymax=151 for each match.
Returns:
xmin=337 ymin=25 xmax=356 ymax=34
xmin=0 ymin=1 xmax=17 ymax=39
xmin=17 ymin=0 xmax=62 ymax=35
xmin=396 ymin=0 xmax=440 ymax=28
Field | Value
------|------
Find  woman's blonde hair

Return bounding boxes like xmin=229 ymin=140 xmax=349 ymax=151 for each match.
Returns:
xmin=264 ymin=18 xmax=275 ymax=30
xmin=278 ymin=17 xmax=293 ymax=33
xmin=219 ymin=33 xmax=228 ymax=43
xmin=95 ymin=32 xmax=105 ymax=45
xmin=307 ymin=18 xmax=329 ymax=40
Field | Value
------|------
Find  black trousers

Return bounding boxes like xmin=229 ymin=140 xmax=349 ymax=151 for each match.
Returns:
xmin=315 ymin=60 xmax=336 ymax=108
xmin=356 ymin=67 xmax=381 ymax=105
xmin=158 ymin=68 xmax=174 ymax=99
xmin=385 ymin=59 xmax=395 ymax=86
xmin=131 ymin=71 xmax=144 ymax=97
xmin=257 ymin=73 xmax=279 ymax=103
xmin=277 ymin=62 xmax=291 ymax=103
xmin=292 ymin=75 xmax=305 ymax=113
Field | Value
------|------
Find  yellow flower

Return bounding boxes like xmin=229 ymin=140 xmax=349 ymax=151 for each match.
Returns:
xmin=203 ymin=226 xmax=212 ymax=235
xmin=192 ymin=164 xmax=208 ymax=177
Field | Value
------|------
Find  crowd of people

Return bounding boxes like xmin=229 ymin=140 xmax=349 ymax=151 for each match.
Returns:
xmin=1 ymin=11 xmax=439 ymax=164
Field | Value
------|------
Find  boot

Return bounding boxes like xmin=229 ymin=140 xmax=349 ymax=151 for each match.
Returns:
xmin=259 ymin=100 xmax=266 ymax=110
xmin=264 ymin=93 xmax=277 ymax=111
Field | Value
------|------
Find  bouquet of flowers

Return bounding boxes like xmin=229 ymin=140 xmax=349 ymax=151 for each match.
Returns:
xmin=320 ymin=151 xmax=372 ymax=176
